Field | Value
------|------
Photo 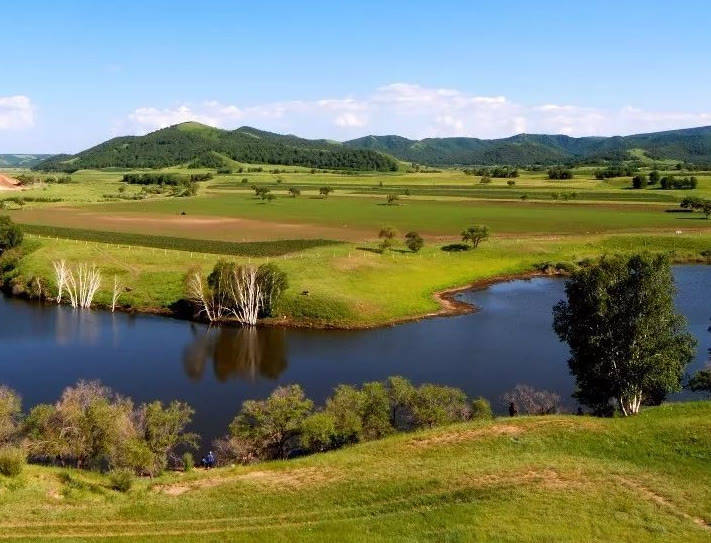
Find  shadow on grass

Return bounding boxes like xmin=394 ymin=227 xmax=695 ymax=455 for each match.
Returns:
xmin=441 ymin=243 xmax=471 ymax=252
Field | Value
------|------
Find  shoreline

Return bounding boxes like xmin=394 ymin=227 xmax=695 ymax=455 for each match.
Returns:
xmin=1 ymin=267 xmax=568 ymax=330
xmin=2 ymin=259 xmax=707 ymax=330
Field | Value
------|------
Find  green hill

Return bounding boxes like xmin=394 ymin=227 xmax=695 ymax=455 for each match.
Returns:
xmin=0 ymin=154 xmax=54 ymax=168
xmin=33 ymin=124 xmax=711 ymax=171
xmin=344 ymin=126 xmax=711 ymax=166
xmin=1 ymin=402 xmax=709 ymax=541
xmin=35 ymin=123 xmax=399 ymax=172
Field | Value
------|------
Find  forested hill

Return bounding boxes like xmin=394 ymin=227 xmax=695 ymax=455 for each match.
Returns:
xmin=34 ymin=123 xmax=399 ymax=172
xmin=32 ymin=123 xmax=711 ymax=171
xmin=344 ymin=126 xmax=711 ymax=165
xmin=0 ymin=154 xmax=53 ymax=167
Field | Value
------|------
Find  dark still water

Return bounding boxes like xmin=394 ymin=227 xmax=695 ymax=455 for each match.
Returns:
xmin=1 ymin=266 xmax=709 ymax=448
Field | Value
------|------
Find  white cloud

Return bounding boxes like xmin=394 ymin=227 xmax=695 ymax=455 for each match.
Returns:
xmin=0 ymin=96 xmax=35 ymax=130
xmin=122 ymin=84 xmax=711 ymax=140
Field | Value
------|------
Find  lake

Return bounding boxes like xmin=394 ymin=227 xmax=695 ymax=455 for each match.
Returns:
xmin=1 ymin=265 xmax=709 ymax=449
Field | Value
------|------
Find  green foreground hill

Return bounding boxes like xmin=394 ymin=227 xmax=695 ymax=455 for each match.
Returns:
xmin=1 ymin=402 xmax=709 ymax=541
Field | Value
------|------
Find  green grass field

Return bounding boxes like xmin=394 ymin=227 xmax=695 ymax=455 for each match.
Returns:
xmin=1 ymin=402 xmax=709 ymax=541
xmin=3 ymin=164 xmax=711 ymax=326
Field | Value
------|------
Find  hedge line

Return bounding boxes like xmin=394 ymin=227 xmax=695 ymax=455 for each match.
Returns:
xmin=20 ymin=224 xmax=341 ymax=257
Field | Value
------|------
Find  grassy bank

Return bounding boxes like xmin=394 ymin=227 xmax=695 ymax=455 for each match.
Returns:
xmin=1 ymin=402 xmax=709 ymax=541
xmin=6 ymin=231 xmax=711 ymax=327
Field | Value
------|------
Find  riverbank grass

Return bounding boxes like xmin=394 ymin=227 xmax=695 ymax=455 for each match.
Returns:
xmin=11 ymin=231 xmax=711 ymax=326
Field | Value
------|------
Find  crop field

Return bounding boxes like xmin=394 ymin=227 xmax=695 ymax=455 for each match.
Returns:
xmin=0 ymin=402 xmax=709 ymax=542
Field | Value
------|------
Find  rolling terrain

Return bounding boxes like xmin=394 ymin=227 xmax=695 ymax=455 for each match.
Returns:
xmin=344 ymin=126 xmax=711 ymax=165
xmin=28 ymin=124 xmax=711 ymax=172
xmin=0 ymin=403 xmax=709 ymax=541
xmin=34 ymin=123 xmax=399 ymax=172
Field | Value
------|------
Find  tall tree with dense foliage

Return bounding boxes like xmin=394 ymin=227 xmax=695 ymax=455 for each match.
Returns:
xmin=553 ymin=254 xmax=695 ymax=416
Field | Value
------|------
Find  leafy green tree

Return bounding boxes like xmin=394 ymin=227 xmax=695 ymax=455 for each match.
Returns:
xmin=300 ymin=412 xmax=338 ymax=452
xmin=319 ymin=186 xmax=333 ymax=198
xmin=386 ymin=193 xmax=399 ymax=205
xmin=404 ymin=231 xmax=424 ymax=253
xmin=0 ymin=217 xmax=23 ymax=252
xmin=324 ymin=385 xmax=365 ymax=444
xmin=553 ymin=254 xmax=696 ymax=416
xmin=0 ymin=386 xmax=21 ymax=445
xmin=461 ymin=225 xmax=489 ymax=248
xmin=648 ymin=170 xmax=660 ymax=185
xmin=359 ymin=382 xmax=394 ymax=440
xmin=228 ymin=385 xmax=313 ymax=459
xmin=138 ymin=400 xmax=197 ymax=474
xmin=634 ymin=173 xmax=653 ymax=188
xmin=378 ymin=226 xmax=397 ymax=252
xmin=288 ymin=187 xmax=301 ymax=198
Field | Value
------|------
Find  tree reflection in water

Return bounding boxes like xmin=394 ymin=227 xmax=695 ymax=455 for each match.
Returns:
xmin=183 ymin=325 xmax=287 ymax=382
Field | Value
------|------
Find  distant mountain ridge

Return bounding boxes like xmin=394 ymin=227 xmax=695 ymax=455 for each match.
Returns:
xmin=343 ymin=126 xmax=711 ymax=165
xmin=34 ymin=123 xmax=399 ymax=172
xmin=32 ymin=123 xmax=711 ymax=171
xmin=0 ymin=154 xmax=54 ymax=168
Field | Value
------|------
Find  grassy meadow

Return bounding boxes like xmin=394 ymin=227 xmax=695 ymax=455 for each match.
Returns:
xmin=2 ymin=164 xmax=711 ymax=326
xmin=0 ymin=402 xmax=709 ymax=541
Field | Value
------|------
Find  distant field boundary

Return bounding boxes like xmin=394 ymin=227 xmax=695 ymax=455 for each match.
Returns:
xmin=20 ymin=224 xmax=341 ymax=257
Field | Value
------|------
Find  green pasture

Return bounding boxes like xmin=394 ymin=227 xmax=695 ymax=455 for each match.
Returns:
xmin=1 ymin=402 xmax=709 ymax=541
xmin=13 ymin=231 xmax=711 ymax=326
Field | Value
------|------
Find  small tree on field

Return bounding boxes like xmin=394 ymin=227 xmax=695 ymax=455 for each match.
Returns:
xmin=404 ymin=231 xmax=424 ymax=253
xmin=319 ymin=186 xmax=333 ymax=199
xmin=288 ymin=187 xmax=301 ymax=198
xmin=386 ymin=193 xmax=399 ymax=205
xmin=378 ymin=227 xmax=397 ymax=253
xmin=648 ymin=170 xmax=660 ymax=185
xmin=632 ymin=174 xmax=647 ymax=189
xmin=264 ymin=193 xmax=276 ymax=203
xmin=461 ymin=225 xmax=489 ymax=248
xmin=507 ymin=180 xmax=516 ymax=187
xmin=479 ymin=176 xmax=491 ymax=184
xmin=553 ymin=254 xmax=696 ymax=416
xmin=0 ymin=217 xmax=23 ymax=252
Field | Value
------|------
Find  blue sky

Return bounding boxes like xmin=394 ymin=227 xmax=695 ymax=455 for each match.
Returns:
xmin=2 ymin=0 xmax=710 ymax=152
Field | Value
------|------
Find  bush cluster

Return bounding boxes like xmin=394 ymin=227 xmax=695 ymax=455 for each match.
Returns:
xmin=660 ymin=175 xmax=698 ymax=190
xmin=2 ymin=381 xmax=196 ymax=476
xmin=547 ymin=166 xmax=574 ymax=180
xmin=214 ymin=377 xmax=493 ymax=464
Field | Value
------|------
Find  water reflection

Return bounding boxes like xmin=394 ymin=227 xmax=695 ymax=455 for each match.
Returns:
xmin=183 ymin=325 xmax=287 ymax=382
xmin=55 ymin=305 xmax=101 ymax=345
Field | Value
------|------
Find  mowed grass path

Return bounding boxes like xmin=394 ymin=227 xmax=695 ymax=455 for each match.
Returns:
xmin=85 ymin=193 xmax=711 ymax=239
xmin=0 ymin=403 xmax=709 ymax=541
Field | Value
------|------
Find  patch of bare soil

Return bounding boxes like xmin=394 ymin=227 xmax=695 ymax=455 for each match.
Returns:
xmin=408 ymin=424 xmax=523 ymax=449
xmin=156 ymin=466 xmax=338 ymax=496
xmin=459 ymin=467 xmax=588 ymax=492
xmin=0 ymin=174 xmax=21 ymax=191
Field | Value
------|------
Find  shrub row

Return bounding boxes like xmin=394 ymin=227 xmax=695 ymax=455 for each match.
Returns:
xmin=19 ymin=224 xmax=341 ymax=257
xmin=214 ymin=376 xmax=493 ymax=464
